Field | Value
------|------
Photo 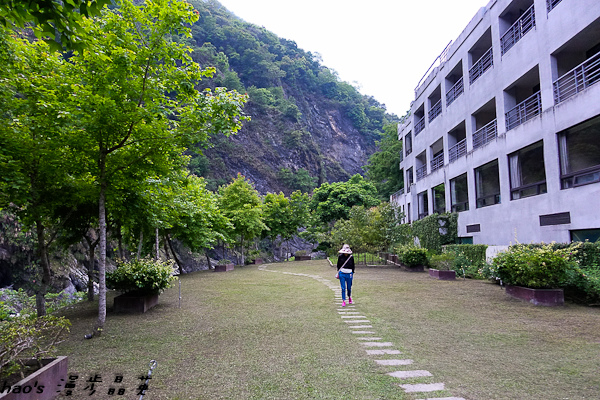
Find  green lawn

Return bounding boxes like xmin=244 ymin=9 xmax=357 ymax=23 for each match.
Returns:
xmin=57 ymin=260 xmax=600 ymax=399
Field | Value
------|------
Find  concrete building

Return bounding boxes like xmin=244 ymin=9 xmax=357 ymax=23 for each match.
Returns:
xmin=392 ymin=0 xmax=600 ymax=245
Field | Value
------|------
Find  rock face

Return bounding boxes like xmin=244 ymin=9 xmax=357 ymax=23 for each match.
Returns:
xmin=201 ymin=92 xmax=378 ymax=194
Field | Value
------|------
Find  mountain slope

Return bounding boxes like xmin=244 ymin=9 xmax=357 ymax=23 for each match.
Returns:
xmin=187 ymin=0 xmax=398 ymax=194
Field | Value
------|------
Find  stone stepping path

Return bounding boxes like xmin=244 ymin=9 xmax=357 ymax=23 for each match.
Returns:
xmin=258 ymin=263 xmax=467 ymax=400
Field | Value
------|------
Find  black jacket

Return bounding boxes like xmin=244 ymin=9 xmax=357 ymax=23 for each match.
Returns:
xmin=336 ymin=254 xmax=355 ymax=273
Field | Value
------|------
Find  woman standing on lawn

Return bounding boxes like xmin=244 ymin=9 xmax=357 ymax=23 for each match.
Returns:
xmin=336 ymin=244 xmax=355 ymax=307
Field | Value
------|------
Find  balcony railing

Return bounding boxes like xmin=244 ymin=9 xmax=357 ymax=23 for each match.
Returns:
xmin=428 ymin=99 xmax=442 ymax=123
xmin=416 ymin=165 xmax=427 ymax=181
xmin=476 ymin=193 xmax=501 ymax=208
xmin=473 ymin=119 xmax=498 ymax=149
xmin=547 ymin=0 xmax=563 ymax=12
xmin=469 ymin=47 xmax=493 ymax=85
xmin=500 ymin=4 xmax=536 ymax=55
xmin=390 ymin=188 xmax=405 ymax=204
xmin=414 ymin=116 xmax=425 ymax=135
xmin=448 ymin=138 xmax=467 ymax=163
xmin=554 ymin=52 xmax=600 ymax=104
xmin=505 ymin=92 xmax=541 ymax=131
xmin=430 ymin=153 xmax=444 ymax=172
xmin=446 ymin=77 xmax=464 ymax=107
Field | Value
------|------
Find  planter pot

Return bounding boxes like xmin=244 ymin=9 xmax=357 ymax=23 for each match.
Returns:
xmin=0 ymin=356 xmax=67 ymax=400
xmin=429 ymin=269 xmax=456 ymax=280
xmin=389 ymin=255 xmax=398 ymax=264
xmin=505 ymin=285 xmax=564 ymax=306
xmin=113 ymin=293 xmax=159 ymax=313
xmin=214 ymin=263 xmax=234 ymax=272
xmin=402 ymin=264 xmax=425 ymax=272
xmin=251 ymin=258 xmax=263 ymax=265
xmin=294 ymin=255 xmax=311 ymax=261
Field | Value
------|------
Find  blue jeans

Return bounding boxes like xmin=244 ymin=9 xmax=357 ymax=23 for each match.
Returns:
xmin=339 ymin=272 xmax=353 ymax=301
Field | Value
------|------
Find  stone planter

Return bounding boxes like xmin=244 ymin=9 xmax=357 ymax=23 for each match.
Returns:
xmin=402 ymin=264 xmax=425 ymax=272
xmin=294 ymin=255 xmax=311 ymax=261
xmin=113 ymin=293 xmax=159 ymax=313
xmin=429 ymin=269 xmax=456 ymax=280
xmin=0 ymin=356 xmax=67 ymax=400
xmin=251 ymin=258 xmax=263 ymax=265
xmin=505 ymin=285 xmax=564 ymax=306
xmin=214 ymin=263 xmax=234 ymax=272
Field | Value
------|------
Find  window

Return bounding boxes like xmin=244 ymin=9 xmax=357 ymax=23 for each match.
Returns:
xmin=450 ymin=173 xmax=469 ymax=212
xmin=571 ymin=229 xmax=600 ymax=242
xmin=432 ymin=183 xmax=445 ymax=214
xmin=405 ymin=132 xmax=413 ymax=156
xmin=559 ymin=115 xmax=600 ymax=189
xmin=406 ymin=167 xmax=414 ymax=192
xmin=509 ymin=141 xmax=547 ymax=200
xmin=475 ymin=159 xmax=501 ymax=208
xmin=418 ymin=191 xmax=429 ymax=220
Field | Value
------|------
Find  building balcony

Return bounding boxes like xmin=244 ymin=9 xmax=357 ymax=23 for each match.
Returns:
xmin=415 ymin=116 xmax=425 ymax=135
xmin=500 ymin=4 xmax=536 ymax=56
xmin=446 ymin=77 xmax=464 ymax=107
xmin=473 ymin=119 xmax=498 ymax=149
xmin=469 ymin=47 xmax=493 ymax=85
xmin=416 ymin=165 xmax=428 ymax=181
xmin=553 ymin=52 xmax=600 ymax=104
xmin=449 ymin=138 xmax=467 ymax=163
xmin=547 ymin=0 xmax=563 ymax=12
xmin=390 ymin=188 xmax=405 ymax=204
xmin=505 ymin=92 xmax=541 ymax=131
xmin=430 ymin=153 xmax=444 ymax=172
xmin=428 ymin=99 xmax=442 ymax=123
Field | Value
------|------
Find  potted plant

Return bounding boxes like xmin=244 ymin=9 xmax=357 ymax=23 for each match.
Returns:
xmin=294 ymin=250 xmax=311 ymax=261
xmin=106 ymin=258 xmax=176 ymax=313
xmin=429 ymin=253 xmax=456 ymax=280
xmin=0 ymin=316 xmax=70 ymax=400
xmin=398 ymin=247 xmax=428 ymax=272
xmin=214 ymin=259 xmax=234 ymax=272
xmin=493 ymin=245 xmax=572 ymax=306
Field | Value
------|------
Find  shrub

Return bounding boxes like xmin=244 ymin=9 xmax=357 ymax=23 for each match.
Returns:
xmin=411 ymin=213 xmax=458 ymax=254
xmin=0 ymin=315 xmax=70 ymax=378
xmin=398 ymin=247 xmax=429 ymax=267
xmin=106 ymin=258 xmax=176 ymax=295
xmin=493 ymin=245 xmax=574 ymax=289
xmin=429 ymin=253 xmax=454 ymax=271
xmin=0 ymin=289 xmax=84 ymax=320
xmin=295 ymin=250 xmax=307 ymax=256
xmin=217 ymin=259 xmax=232 ymax=265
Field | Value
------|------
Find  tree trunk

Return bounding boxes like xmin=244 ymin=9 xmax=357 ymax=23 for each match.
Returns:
xmin=84 ymin=233 xmax=98 ymax=302
xmin=117 ymin=223 xmax=125 ymax=260
xmin=155 ymin=227 xmax=159 ymax=260
xmin=166 ymin=235 xmax=184 ymax=274
xmin=35 ymin=219 xmax=51 ymax=317
xmin=136 ymin=229 xmax=143 ymax=259
xmin=205 ymin=249 xmax=212 ymax=269
xmin=96 ymin=159 xmax=107 ymax=335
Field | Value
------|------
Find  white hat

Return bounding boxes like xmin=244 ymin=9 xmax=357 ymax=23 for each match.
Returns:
xmin=338 ymin=244 xmax=352 ymax=254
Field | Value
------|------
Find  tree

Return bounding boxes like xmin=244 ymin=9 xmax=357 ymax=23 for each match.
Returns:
xmin=68 ymin=0 xmax=248 ymax=333
xmin=0 ymin=29 xmax=82 ymax=315
xmin=218 ymin=174 xmax=266 ymax=265
xmin=262 ymin=192 xmax=292 ymax=258
xmin=364 ymin=123 xmax=404 ymax=201
xmin=0 ymin=0 xmax=111 ymax=51
xmin=309 ymin=174 xmax=380 ymax=225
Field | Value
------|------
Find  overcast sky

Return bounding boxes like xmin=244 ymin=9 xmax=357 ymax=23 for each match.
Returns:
xmin=216 ymin=0 xmax=487 ymax=117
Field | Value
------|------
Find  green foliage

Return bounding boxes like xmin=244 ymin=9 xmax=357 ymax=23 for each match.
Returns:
xmin=277 ymin=167 xmax=317 ymax=193
xmin=493 ymin=245 xmax=574 ymax=289
xmin=411 ymin=213 xmax=458 ymax=254
xmin=106 ymin=258 xmax=176 ymax=295
xmin=429 ymin=253 xmax=454 ymax=271
xmin=0 ymin=315 xmax=70 ymax=378
xmin=365 ymin=123 xmax=404 ymax=200
xmin=310 ymin=174 xmax=380 ymax=225
xmin=0 ymin=288 xmax=85 ymax=320
xmin=0 ymin=0 xmax=111 ymax=51
xmin=397 ymin=247 xmax=429 ymax=268
xmin=442 ymin=244 xmax=488 ymax=278
xmin=217 ymin=259 xmax=232 ymax=265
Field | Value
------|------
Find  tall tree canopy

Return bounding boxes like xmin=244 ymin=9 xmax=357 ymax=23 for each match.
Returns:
xmin=364 ymin=122 xmax=404 ymax=201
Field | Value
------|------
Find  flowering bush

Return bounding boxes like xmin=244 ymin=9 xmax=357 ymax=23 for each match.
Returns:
xmin=398 ymin=247 xmax=429 ymax=267
xmin=106 ymin=258 xmax=176 ymax=295
xmin=493 ymin=245 xmax=574 ymax=289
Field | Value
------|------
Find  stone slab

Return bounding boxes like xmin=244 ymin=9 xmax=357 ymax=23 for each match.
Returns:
xmin=351 ymin=331 xmax=376 ymax=334
xmin=361 ymin=342 xmax=393 ymax=347
xmin=388 ymin=370 xmax=432 ymax=379
xmin=399 ymin=383 xmax=445 ymax=393
xmin=348 ymin=325 xmax=373 ymax=328
xmin=366 ymin=349 xmax=401 ymax=355
xmin=344 ymin=320 xmax=370 ymax=323
xmin=415 ymin=398 xmax=466 ymax=400
xmin=341 ymin=315 xmax=367 ymax=318
xmin=375 ymin=359 xmax=413 ymax=366
xmin=356 ymin=337 xmax=382 ymax=340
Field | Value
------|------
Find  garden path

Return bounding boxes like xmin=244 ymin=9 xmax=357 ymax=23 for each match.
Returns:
xmin=258 ymin=263 xmax=468 ymax=400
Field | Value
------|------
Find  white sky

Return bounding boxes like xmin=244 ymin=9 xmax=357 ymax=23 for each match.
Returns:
xmin=216 ymin=0 xmax=488 ymax=117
